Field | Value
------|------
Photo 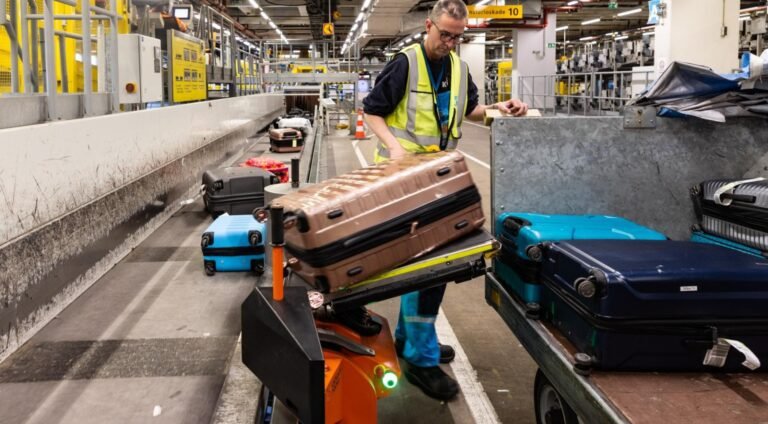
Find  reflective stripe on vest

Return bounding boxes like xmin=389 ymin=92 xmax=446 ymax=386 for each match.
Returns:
xmin=377 ymin=44 xmax=469 ymax=161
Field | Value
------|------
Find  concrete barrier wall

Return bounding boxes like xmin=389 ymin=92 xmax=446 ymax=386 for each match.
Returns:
xmin=0 ymin=94 xmax=284 ymax=360
xmin=491 ymin=116 xmax=768 ymax=240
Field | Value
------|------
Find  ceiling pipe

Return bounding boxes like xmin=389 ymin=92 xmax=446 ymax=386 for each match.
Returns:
xmin=194 ymin=0 xmax=257 ymax=39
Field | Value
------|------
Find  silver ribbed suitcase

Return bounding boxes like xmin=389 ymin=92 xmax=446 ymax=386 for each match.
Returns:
xmin=692 ymin=178 xmax=768 ymax=252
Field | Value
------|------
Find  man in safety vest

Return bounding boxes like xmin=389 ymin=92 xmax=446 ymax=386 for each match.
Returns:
xmin=363 ymin=0 xmax=528 ymax=401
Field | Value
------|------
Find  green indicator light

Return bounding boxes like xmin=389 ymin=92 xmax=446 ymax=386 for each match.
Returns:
xmin=382 ymin=371 xmax=398 ymax=389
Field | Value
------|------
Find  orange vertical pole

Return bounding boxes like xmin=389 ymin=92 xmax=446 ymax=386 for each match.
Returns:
xmin=270 ymin=203 xmax=285 ymax=301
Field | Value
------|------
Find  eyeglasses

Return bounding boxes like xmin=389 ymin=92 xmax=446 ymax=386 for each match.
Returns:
xmin=431 ymin=21 xmax=464 ymax=44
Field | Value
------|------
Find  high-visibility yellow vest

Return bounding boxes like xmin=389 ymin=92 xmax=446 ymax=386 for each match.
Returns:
xmin=375 ymin=43 xmax=469 ymax=163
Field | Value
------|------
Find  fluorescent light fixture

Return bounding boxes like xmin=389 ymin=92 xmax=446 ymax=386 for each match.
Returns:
xmin=212 ymin=22 xmax=221 ymax=30
xmin=644 ymin=31 xmax=655 ymax=35
xmin=476 ymin=0 xmax=491 ymax=6
xmin=362 ymin=0 xmax=372 ymax=10
xmin=581 ymin=18 xmax=600 ymax=25
xmin=260 ymin=11 xmax=268 ymax=19
xmin=586 ymin=41 xmax=596 ymax=45
xmin=579 ymin=36 xmax=594 ymax=41
xmin=356 ymin=12 xmax=364 ymax=23
xmin=567 ymin=1 xmax=579 ymax=5
xmin=617 ymin=8 xmax=642 ymax=17
xmin=414 ymin=33 xmax=422 ymax=39
xmin=556 ymin=25 xmax=569 ymax=31
xmin=740 ymin=15 xmax=751 ymax=21
xmin=248 ymin=0 xmax=259 ymax=8
xmin=615 ymin=35 xmax=628 ymax=40
xmin=405 ymin=37 xmax=412 ymax=43
xmin=351 ymin=22 xmax=358 ymax=31
xmin=269 ymin=21 xmax=276 ymax=28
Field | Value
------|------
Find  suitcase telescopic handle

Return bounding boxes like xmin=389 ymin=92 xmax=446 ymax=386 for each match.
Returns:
xmin=291 ymin=158 xmax=300 ymax=188
xmin=718 ymin=193 xmax=757 ymax=204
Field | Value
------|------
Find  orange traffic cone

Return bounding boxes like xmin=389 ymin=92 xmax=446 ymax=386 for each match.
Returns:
xmin=354 ymin=109 xmax=369 ymax=140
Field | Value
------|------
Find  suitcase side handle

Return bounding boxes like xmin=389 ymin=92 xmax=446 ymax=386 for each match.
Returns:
xmin=437 ymin=167 xmax=452 ymax=177
xmin=713 ymin=177 xmax=766 ymax=206
xmin=718 ymin=193 xmax=757 ymax=204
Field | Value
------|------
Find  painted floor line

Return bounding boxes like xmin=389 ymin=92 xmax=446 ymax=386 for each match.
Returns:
xmin=437 ymin=308 xmax=501 ymax=424
xmin=458 ymin=149 xmax=491 ymax=170
xmin=352 ymin=139 xmax=370 ymax=168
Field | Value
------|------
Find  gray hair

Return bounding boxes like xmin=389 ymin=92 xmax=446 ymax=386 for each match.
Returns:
xmin=429 ymin=0 xmax=468 ymax=23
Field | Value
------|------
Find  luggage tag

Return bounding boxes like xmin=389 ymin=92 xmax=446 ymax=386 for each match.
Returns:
xmin=713 ymin=177 xmax=766 ymax=206
xmin=703 ymin=338 xmax=761 ymax=370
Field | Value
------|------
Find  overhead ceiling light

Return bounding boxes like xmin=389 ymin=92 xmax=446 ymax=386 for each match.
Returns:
xmin=567 ymin=1 xmax=579 ymax=5
xmin=356 ymin=12 xmax=364 ymax=23
xmin=414 ymin=33 xmax=422 ymax=39
xmin=248 ymin=0 xmax=259 ymax=8
xmin=405 ymin=37 xmax=412 ymax=43
xmin=740 ymin=15 xmax=752 ymax=21
xmin=269 ymin=21 xmax=276 ymax=29
xmin=617 ymin=8 xmax=642 ymax=17
xmin=579 ymin=35 xmax=594 ymax=41
xmin=351 ymin=22 xmax=358 ymax=32
xmin=615 ymin=35 xmax=628 ymax=40
xmin=476 ymin=0 xmax=491 ymax=5
xmin=260 ymin=11 xmax=268 ymax=19
xmin=362 ymin=0 xmax=372 ymax=10
xmin=556 ymin=25 xmax=569 ymax=31
xmin=581 ymin=18 xmax=600 ymax=25
xmin=644 ymin=31 xmax=655 ymax=35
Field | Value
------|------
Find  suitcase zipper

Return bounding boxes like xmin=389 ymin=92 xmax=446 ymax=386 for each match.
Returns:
xmin=285 ymin=186 xmax=481 ymax=267
xmin=203 ymin=246 xmax=265 ymax=256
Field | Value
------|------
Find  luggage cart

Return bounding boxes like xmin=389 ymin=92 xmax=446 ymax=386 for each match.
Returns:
xmin=485 ymin=272 xmax=768 ymax=424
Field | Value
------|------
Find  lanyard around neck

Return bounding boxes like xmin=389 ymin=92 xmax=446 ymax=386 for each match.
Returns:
xmin=420 ymin=44 xmax=445 ymax=96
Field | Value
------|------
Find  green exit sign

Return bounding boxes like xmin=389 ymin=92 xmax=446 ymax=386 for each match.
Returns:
xmin=547 ymin=42 xmax=556 ymax=48
xmin=609 ymin=0 xmax=618 ymax=9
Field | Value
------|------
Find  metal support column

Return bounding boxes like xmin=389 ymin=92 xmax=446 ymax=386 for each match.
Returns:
xmin=43 ymin=0 xmax=57 ymax=119
xmin=58 ymin=34 xmax=68 ymax=92
xmin=82 ymin=0 xmax=92 ymax=116
xmin=108 ymin=0 xmax=119 ymax=112
xmin=8 ymin=0 xmax=20 ymax=93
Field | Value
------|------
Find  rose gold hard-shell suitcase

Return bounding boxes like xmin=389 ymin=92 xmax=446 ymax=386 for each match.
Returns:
xmin=270 ymin=151 xmax=485 ymax=292
xmin=269 ymin=128 xmax=304 ymax=153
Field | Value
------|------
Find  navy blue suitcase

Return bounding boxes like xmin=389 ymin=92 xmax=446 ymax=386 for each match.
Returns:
xmin=540 ymin=240 xmax=768 ymax=372
xmin=201 ymin=213 xmax=267 ymax=276
xmin=494 ymin=213 xmax=666 ymax=305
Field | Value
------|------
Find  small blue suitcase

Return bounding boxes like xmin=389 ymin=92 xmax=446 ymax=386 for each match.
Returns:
xmin=691 ymin=230 xmax=766 ymax=258
xmin=540 ymin=240 xmax=768 ymax=372
xmin=201 ymin=213 xmax=266 ymax=276
xmin=493 ymin=213 xmax=667 ymax=304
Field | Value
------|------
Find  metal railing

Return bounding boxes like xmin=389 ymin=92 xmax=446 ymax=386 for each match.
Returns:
xmin=1 ymin=0 xmax=121 ymax=122
xmin=515 ymin=69 xmax=656 ymax=116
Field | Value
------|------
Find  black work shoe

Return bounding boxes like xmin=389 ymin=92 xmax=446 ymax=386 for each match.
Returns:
xmin=405 ymin=364 xmax=459 ymax=401
xmin=334 ymin=306 xmax=382 ymax=336
xmin=395 ymin=339 xmax=456 ymax=364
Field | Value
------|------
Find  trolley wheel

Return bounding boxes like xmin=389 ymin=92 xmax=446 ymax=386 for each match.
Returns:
xmin=534 ymin=369 xmax=579 ymax=424
xmin=204 ymin=261 xmax=216 ymax=276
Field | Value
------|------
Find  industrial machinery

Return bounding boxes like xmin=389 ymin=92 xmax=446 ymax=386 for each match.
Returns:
xmin=242 ymin=206 xmax=497 ymax=423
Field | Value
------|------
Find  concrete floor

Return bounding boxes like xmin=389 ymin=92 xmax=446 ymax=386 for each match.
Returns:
xmin=0 ymin=123 xmax=539 ymax=424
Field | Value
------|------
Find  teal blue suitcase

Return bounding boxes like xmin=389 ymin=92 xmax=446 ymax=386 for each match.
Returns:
xmin=494 ymin=213 xmax=667 ymax=304
xmin=690 ymin=230 xmax=765 ymax=258
xmin=201 ymin=213 xmax=266 ymax=276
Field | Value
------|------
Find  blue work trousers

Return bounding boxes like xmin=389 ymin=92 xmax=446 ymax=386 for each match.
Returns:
xmin=394 ymin=283 xmax=447 ymax=367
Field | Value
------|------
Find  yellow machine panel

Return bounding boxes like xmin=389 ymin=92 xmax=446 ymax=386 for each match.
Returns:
xmin=497 ymin=61 xmax=513 ymax=103
xmin=168 ymin=30 xmax=206 ymax=103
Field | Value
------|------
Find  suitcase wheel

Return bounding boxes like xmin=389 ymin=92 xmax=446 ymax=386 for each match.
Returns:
xmin=525 ymin=245 xmax=543 ymax=262
xmin=251 ymin=260 xmax=264 ymax=275
xmin=204 ymin=261 xmax=216 ymax=276
xmin=573 ymin=353 xmax=593 ymax=376
xmin=248 ymin=230 xmax=263 ymax=246
xmin=201 ymin=232 xmax=214 ymax=249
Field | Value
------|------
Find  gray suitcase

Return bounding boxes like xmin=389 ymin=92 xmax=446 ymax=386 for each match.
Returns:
xmin=692 ymin=178 xmax=768 ymax=252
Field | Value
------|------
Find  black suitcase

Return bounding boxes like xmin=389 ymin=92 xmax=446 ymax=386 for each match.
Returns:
xmin=692 ymin=178 xmax=768 ymax=252
xmin=202 ymin=167 xmax=280 ymax=217
xmin=540 ymin=239 xmax=768 ymax=372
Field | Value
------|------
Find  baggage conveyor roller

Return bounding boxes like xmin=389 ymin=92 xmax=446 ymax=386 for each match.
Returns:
xmin=242 ymin=229 xmax=499 ymax=424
